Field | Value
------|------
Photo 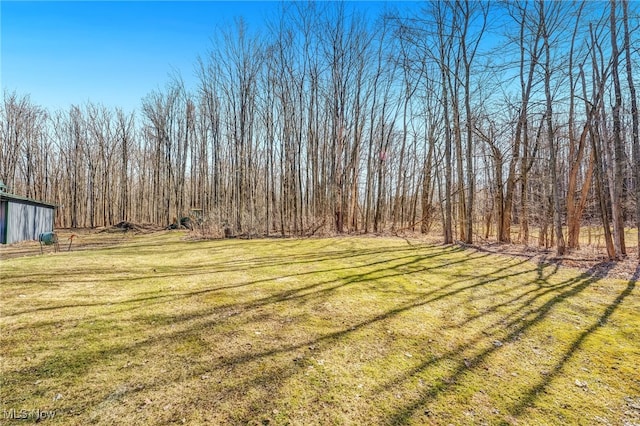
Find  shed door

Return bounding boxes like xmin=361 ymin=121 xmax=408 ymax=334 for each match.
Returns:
xmin=0 ymin=201 xmax=5 ymax=244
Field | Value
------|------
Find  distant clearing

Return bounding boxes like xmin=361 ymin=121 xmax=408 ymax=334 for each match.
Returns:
xmin=1 ymin=232 xmax=638 ymax=425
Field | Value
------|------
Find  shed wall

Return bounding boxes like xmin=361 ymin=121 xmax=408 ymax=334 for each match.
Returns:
xmin=6 ymin=201 xmax=54 ymax=244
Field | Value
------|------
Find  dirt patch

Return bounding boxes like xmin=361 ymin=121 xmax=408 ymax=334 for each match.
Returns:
xmin=456 ymin=240 xmax=639 ymax=281
xmin=100 ymin=221 xmax=163 ymax=234
xmin=0 ymin=224 xmax=165 ymax=260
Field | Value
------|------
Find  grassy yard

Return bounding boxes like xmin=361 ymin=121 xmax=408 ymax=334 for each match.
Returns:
xmin=1 ymin=232 xmax=638 ymax=425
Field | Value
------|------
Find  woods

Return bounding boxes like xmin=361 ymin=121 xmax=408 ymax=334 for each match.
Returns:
xmin=2 ymin=1 xmax=639 ymax=259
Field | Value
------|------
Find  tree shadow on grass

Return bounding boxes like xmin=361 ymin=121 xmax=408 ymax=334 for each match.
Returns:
xmin=4 ymin=239 xmax=443 ymax=284
xmin=6 ymin=242 xmax=468 ymax=362
xmin=4 ymin=244 xmax=467 ymax=321
xmin=381 ymin=261 xmax=634 ymax=425
xmin=502 ymin=265 xmax=638 ymax=424
xmin=363 ymin=260 xmax=565 ymax=395
xmin=445 ymin=260 xmax=566 ymax=332
xmin=3 ymin=244 xmax=488 ymax=408
xmin=4 ymin=241 xmax=632 ymax=424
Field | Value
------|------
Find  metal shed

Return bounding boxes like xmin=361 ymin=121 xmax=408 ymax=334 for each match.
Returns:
xmin=0 ymin=185 xmax=56 ymax=244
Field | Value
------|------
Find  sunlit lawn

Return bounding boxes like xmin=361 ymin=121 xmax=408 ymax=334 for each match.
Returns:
xmin=1 ymin=232 xmax=638 ymax=425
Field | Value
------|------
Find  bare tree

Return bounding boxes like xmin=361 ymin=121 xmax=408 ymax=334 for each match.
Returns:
xmin=622 ymin=0 xmax=640 ymax=258
xmin=609 ymin=0 xmax=627 ymax=257
xmin=540 ymin=0 xmax=566 ymax=255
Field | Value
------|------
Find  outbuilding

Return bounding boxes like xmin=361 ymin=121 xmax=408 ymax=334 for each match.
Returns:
xmin=0 ymin=182 xmax=56 ymax=244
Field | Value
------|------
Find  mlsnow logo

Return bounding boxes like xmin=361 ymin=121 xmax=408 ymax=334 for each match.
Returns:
xmin=3 ymin=408 xmax=57 ymax=421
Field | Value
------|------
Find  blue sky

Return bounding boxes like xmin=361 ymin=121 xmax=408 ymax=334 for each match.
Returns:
xmin=1 ymin=1 xmax=283 ymax=113
xmin=0 ymin=1 xmax=619 ymax=115
xmin=2 ymin=1 xmax=504 ymax=114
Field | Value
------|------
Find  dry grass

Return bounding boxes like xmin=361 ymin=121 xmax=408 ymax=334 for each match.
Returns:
xmin=1 ymin=232 xmax=639 ymax=425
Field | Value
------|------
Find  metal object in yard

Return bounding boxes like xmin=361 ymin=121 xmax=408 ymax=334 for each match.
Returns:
xmin=39 ymin=232 xmax=59 ymax=254
xmin=67 ymin=234 xmax=76 ymax=251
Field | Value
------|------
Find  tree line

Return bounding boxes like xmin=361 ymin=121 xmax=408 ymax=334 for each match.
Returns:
xmin=1 ymin=0 xmax=639 ymax=259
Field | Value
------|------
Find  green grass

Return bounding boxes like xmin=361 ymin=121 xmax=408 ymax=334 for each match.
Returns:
xmin=1 ymin=232 xmax=639 ymax=425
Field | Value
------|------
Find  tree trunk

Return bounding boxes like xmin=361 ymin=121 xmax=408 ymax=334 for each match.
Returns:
xmin=610 ymin=0 xmax=627 ymax=257
xmin=541 ymin=1 xmax=565 ymax=255
xmin=622 ymin=0 xmax=640 ymax=258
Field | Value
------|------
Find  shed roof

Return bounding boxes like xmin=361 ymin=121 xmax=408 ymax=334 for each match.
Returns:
xmin=0 ymin=191 xmax=56 ymax=209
